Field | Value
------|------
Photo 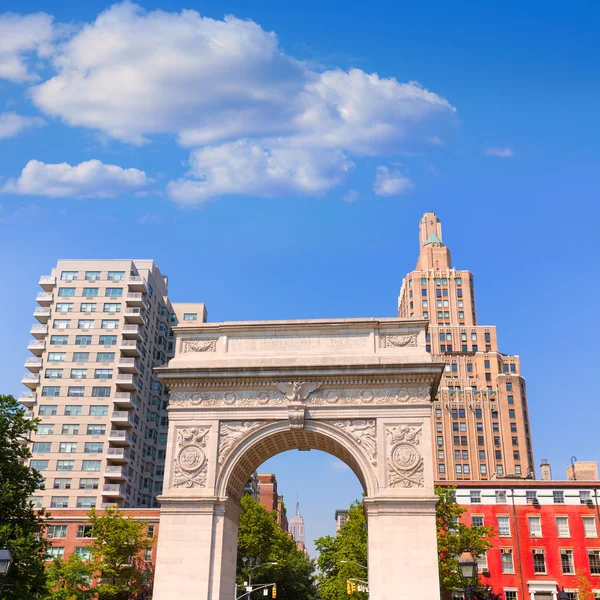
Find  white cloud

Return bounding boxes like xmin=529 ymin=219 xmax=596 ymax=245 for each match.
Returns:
xmin=0 ymin=12 xmax=55 ymax=82
xmin=168 ymin=140 xmax=353 ymax=205
xmin=342 ymin=190 xmax=359 ymax=203
xmin=372 ymin=165 xmax=413 ymax=196
xmin=484 ymin=146 xmax=514 ymax=158
xmin=0 ymin=112 xmax=45 ymax=139
xmin=2 ymin=159 xmax=153 ymax=198
xmin=21 ymin=2 xmax=455 ymax=203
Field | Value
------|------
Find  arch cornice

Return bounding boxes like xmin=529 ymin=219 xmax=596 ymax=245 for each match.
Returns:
xmin=215 ymin=419 xmax=379 ymax=500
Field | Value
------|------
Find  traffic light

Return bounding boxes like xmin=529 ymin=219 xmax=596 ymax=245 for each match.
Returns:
xmin=346 ymin=580 xmax=357 ymax=595
xmin=272 ymin=584 xmax=277 ymax=598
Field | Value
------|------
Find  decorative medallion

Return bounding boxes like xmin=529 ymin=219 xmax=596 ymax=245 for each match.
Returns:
xmin=173 ymin=427 xmax=209 ymax=488
xmin=386 ymin=425 xmax=424 ymax=488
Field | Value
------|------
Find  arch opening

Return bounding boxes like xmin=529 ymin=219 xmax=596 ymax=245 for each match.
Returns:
xmin=217 ymin=421 xmax=377 ymax=503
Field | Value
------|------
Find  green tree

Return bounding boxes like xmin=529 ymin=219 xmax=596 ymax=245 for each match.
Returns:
xmin=0 ymin=394 xmax=48 ymax=599
xmin=575 ymin=568 xmax=594 ymax=600
xmin=315 ymin=501 xmax=367 ymax=600
xmin=237 ymin=495 xmax=317 ymax=600
xmin=88 ymin=507 xmax=153 ymax=600
xmin=436 ymin=486 xmax=495 ymax=598
xmin=45 ymin=554 xmax=95 ymax=600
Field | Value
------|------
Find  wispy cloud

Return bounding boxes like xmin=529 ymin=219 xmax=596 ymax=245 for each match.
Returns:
xmin=372 ymin=165 xmax=414 ymax=197
xmin=342 ymin=190 xmax=359 ymax=203
xmin=138 ymin=212 xmax=165 ymax=225
xmin=484 ymin=146 xmax=514 ymax=158
xmin=0 ymin=112 xmax=45 ymax=139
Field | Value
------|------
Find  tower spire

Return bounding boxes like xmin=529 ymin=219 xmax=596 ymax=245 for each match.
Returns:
xmin=295 ymin=489 xmax=300 ymax=516
xmin=416 ymin=211 xmax=452 ymax=270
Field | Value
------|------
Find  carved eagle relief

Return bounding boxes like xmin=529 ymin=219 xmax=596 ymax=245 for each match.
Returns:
xmin=275 ymin=381 xmax=321 ymax=403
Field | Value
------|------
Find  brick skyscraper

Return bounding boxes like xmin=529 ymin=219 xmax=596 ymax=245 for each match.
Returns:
xmin=398 ymin=212 xmax=534 ymax=480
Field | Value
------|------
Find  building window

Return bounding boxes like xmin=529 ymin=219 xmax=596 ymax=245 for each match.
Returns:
xmin=55 ymin=303 xmax=73 ymax=313
xmin=94 ymin=369 xmax=113 ymax=380
xmin=70 ymin=368 xmax=88 ymax=379
xmin=76 ymin=497 xmax=96 ymax=509
xmin=74 ymin=547 xmax=92 ymax=559
xmin=80 ymin=303 xmax=96 ymax=313
xmin=183 ymin=313 xmax=198 ymax=321
xmin=501 ymin=549 xmax=514 ymax=573
xmin=108 ymin=271 xmax=125 ymax=281
xmin=77 ymin=320 xmax=94 ymax=330
xmin=583 ymin=517 xmax=598 ymax=538
xmin=105 ymin=288 xmax=123 ymax=297
xmin=56 ymin=460 xmax=74 ymax=471
xmin=46 ymin=547 xmax=65 ymax=559
xmin=45 ymin=368 xmax=63 ymax=379
xmin=526 ymin=490 xmax=538 ymax=504
xmin=580 ymin=491 xmax=592 ymax=504
xmin=62 ymin=424 xmax=79 ymax=435
xmin=50 ymin=335 xmax=69 ymax=345
xmin=532 ymin=549 xmax=546 ymax=573
xmin=101 ymin=319 xmax=119 ymax=330
xmin=85 ymin=271 xmax=101 ymax=281
xmin=561 ymin=549 xmax=575 ymax=574
xmin=505 ymin=592 xmax=517 ymax=600
xmin=82 ymin=460 xmax=101 ymax=471
xmin=64 ymin=405 xmax=82 ymax=416
xmin=497 ymin=516 xmax=511 ymax=536
xmin=32 ymin=442 xmax=52 ymax=453
xmin=472 ymin=516 xmax=484 ymax=527
xmin=61 ymin=271 xmax=78 ymax=281
xmin=50 ymin=497 xmax=69 ymax=508
xmin=37 ymin=424 xmax=54 ymax=435
xmin=82 ymin=288 xmax=98 ymax=297
xmin=438 ymin=464 xmax=446 ymax=474
xmin=86 ymin=425 xmax=106 ymax=436
xmin=506 ymin=382 xmax=513 ymax=391
xmin=39 ymin=405 xmax=58 ymax=416
xmin=75 ymin=335 xmax=92 ymax=345
xmin=52 ymin=478 xmax=71 ymax=490
xmin=96 ymin=352 xmax=115 ymax=363
xmin=58 ymin=288 xmax=75 ymax=297
xmin=76 ymin=525 xmax=94 ymax=538
xmin=47 ymin=525 xmax=68 ymax=538
xmin=84 ymin=442 xmax=104 ymax=453
xmin=89 ymin=406 xmax=108 ymax=416
xmin=556 ymin=516 xmax=570 ymax=537
xmin=59 ymin=442 xmax=77 ymax=454
xmin=30 ymin=460 xmax=49 ymax=471
xmin=476 ymin=553 xmax=488 ymax=572
xmin=470 ymin=491 xmax=481 ymax=504
xmin=79 ymin=478 xmax=99 ymax=490
xmin=147 ymin=525 xmax=155 ymax=539
xmin=99 ymin=335 xmax=117 ymax=345
xmin=589 ymin=550 xmax=600 ymax=574
xmin=528 ymin=516 xmax=542 ymax=537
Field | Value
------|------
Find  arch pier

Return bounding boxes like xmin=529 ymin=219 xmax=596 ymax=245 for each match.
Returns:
xmin=152 ymin=318 xmax=444 ymax=600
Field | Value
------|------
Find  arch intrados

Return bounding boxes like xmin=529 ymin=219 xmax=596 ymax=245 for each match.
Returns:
xmin=216 ymin=421 xmax=377 ymax=501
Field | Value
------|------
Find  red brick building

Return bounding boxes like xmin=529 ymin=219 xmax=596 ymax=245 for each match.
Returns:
xmin=455 ymin=480 xmax=600 ymax=600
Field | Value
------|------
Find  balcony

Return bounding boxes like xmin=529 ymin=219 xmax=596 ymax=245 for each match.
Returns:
xmin=30 ymin=324 xmax=48 ymax=339
xmin=104 ymin=465 xmax=129 ymax=481
xmin=111 ymin=411 xmax=134 ymax=427
xmin=108 ymin=430 xmax=132 ymax=446
xmin=113 ymin=392 xmax=134 ymax=409
xmin=125 ymin=293 xmax=148 ymax=308
xmin=19 ymin=392 xmax=36 ymax=408
xmin=122 ymin=324 xmax=141 ymax=341
xmin=38 ymin=275 xmax=56 ymax=291
xmin=101 ymin=484 xmax=126 ymax=498
xmin=115 ymin=374 xmax=136 ymax=390
xmin=28 ymin=340 xmax=45 ymax=356
xmin=22 ymin=373 xmax=39 ymax=389
xmin=36 ymin=291 xmax=53 ymax=306
xmin=127 ymin=276 xmax=147 ymax=293
xmin=25 ymin=357 xmax=42 ymax=372
xmin=124 ymin=307 xmax=145 ymax=325
xmin=106 ymin=447 xmax=131 ymax=464
xmin=23 ymin=410 xmax=34 ymax=419
xmin=119 ymin=339 xmax=140 ymax=357
xmin=117 ymin=358 xmax=140 ymax=375
xmin=33 ymin=307 xmax=51 ymax=323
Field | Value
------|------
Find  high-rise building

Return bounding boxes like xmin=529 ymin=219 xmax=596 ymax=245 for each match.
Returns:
xmin=257 ymin=473 xmax=289 ymax=531
xmin=289 ymin=492 xmax=305 ymax=544
xmin=22 ymin=260 xmax=206 ymax=510
xmin=398 ymin=213 xmax=534 ymax=480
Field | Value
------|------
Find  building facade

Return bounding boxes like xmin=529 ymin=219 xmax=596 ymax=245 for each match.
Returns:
xmin=23 ymin=260 xmax=206 ymax=510
xmin=398 ymin=212 xmax=534 ymax=481
xmin=257 ymin=473 xmax=289 ymax=532
xmin=289 ymin=493 xmax=305 ymax=544
xmin=456 ymin=477 xmax=600 ymax=600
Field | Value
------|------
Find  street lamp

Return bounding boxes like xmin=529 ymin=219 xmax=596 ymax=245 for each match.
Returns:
xmin=241 ymin=557 xmax=278 ymax=600
xmin=458 ymin=550 xmax=478 ymax=600
xmin=559 ymin=588 xmax=570 ymax=600
xmin=0 ymin=548 xmax=13 ymax=593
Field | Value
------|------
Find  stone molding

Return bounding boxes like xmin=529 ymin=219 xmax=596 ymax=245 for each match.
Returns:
xmin=328 ymin=419 xmax=377 ymax=465
xmin=169 ymin=386 xmax=431 ymax=408
xmin=218 ymin=421 xmax=265 ymax=464
xmin=182 ymin=339 xmax=217 ymax=353
xmin=386 ymin=425 xmax=424 ymax=488
xmin=172 ymin=427 xmax=209 ymax=488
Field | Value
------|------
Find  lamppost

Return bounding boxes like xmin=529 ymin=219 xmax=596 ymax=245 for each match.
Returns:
xmin=0 ymin=548 xmax=13 ymax=593
xmin=458 ymin=550 xmax=478 ymax=600
xmin=241 ymin=557 xmax=278 ymax=600
xmin=559 ymin=588 xmax=570 ymax=600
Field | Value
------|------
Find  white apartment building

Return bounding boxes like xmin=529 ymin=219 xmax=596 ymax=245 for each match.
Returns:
xmin=22 ymin=260 xmax=206 ymax=509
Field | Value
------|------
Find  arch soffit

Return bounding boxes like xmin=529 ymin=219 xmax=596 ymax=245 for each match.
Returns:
xmin=216 ymin=420 xmax=378 ymax=501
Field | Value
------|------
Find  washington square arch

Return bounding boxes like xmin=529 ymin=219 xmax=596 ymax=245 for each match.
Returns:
xmin=151 ymin=317 xmax=445 ymax=600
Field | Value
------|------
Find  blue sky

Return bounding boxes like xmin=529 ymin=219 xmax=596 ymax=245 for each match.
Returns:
xmin=1 ymin=0 xmax=599 ymax=556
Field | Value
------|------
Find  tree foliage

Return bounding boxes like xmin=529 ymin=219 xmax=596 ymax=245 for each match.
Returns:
xmin=315 ymin=501 xmax=368 ymax=600
xmin=0 ymin=394 xmax=48 ymax=599
xmin=575 ymin=568 xmax=594 ymax=600
xmin=45 ymin=554 xmax=95 ymax=600
xmin=88 ymin=507 xmax=153 ymax=600
xmin=237 ymin=495 xmax=317 ymax=600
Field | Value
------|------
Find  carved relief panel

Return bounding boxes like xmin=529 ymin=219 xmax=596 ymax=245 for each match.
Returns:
xmin=172 ymin=427 xmax=210 ymax=488
xmin=385 ymin=425 xmax=424 ymax=488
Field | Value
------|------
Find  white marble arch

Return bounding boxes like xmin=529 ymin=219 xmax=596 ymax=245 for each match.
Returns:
xmin=151 ymin=317 xmax=444 ymax=600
